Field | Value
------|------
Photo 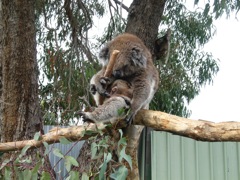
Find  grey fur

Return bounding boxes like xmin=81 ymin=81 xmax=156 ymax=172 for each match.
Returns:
xmin=94 ymin=33 xmax=159 ymax=124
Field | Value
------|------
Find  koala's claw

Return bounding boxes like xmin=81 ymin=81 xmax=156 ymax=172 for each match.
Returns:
xmin=90 ymin=84 xmax=97 ymax=95
xmin=98 ymin=90 xmax=110 ymax=97
xmin=100 ymin=77 xmax=110 ymax=85
xmin=104 ymin=91 xmax=111 ymax=97
xmin=125 ymin=113 xmax=134 ymax=126
xmin=75 ymin=111 xmax=95 ymax=123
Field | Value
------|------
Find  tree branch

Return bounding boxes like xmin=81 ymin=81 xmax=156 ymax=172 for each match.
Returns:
xmin=1 ymin=110 xmax=240 ymax=152
xmin=112 ymin=0 xmax=129 ymax=12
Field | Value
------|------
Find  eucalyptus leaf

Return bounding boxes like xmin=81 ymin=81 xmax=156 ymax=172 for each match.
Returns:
xmin=53 ymin=148 xmax=64 ymax=158
xmin=110 ymin=166 xmax=128 ymax=180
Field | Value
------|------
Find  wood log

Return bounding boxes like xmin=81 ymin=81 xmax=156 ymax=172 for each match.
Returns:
xmin=103 ymin=50 xmax=120 ymax=77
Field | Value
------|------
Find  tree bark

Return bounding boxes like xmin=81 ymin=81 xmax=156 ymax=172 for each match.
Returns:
xmin=77 ymin=0 xmax=167 ymax=179
xmin=2 ymin=110 xmax=240 ymax=152
xmin=0 ymin=0 xmax=54 ymax=178
xmin=124 ymin=0 xmax=166 ymax=179
xmin=0 ymin=1 xmax=3 ymax=141
xmin=125 ymin=0 xmax=166 ymax=55
xmin=1 ymin=0 xmax=41 ymax=142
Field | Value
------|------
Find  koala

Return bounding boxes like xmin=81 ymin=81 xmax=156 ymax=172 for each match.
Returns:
xmin=78 ymin=80 xmax=133 ymax=123
xmin=93 ymin=33 xmax=159 ymax=125
xmin=90 ymin=67 xmax=107 ymax=106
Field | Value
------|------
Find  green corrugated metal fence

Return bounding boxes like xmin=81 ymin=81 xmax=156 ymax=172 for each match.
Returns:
xmin=150 ymin=131 xmax=240 ymax=180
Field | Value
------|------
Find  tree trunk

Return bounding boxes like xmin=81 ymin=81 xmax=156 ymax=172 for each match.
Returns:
xmin=77 ymin=1 xmax=167 ymax=179
xmin=126 ymin=0 xmax=166 ymax=55
xmin=1 ymin=0 xmax=41 ymax=142
xmin=0 ymin=0 xmax=54 ymax=178
xmin=0 ymin=1 xmax=3 ymax=141
xmin=124 ymin=0 xmax=166 ymax=179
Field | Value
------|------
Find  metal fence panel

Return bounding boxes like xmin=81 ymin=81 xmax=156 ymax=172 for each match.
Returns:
xmin=44 ymin=126 xmax=85 ymax=179
xmin=151 ymin=131 xmax=240 ymax=180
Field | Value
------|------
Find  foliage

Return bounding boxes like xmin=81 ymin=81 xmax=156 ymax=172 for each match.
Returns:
xmin=80 ymin=129 xmax=132 ymax=179
xmin=35 ymin=1 xmax=240 ymax=124
xmin=35 ymin=0 xmax=128 ymax=125
xmin=0 ymin=129 xmax=132 ymax=179
xmin=0 ymin=133 xmax=81 ymax=179
xmin=152 ymin=1 xmax=220 ymax=117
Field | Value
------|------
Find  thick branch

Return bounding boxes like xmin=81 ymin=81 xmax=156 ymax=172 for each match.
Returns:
xmin=135 ymin=110 xmax=240 ymax=141
xmin=1 ymin=110 xmax=240 ymax=152
xmin=0 ymin=123 xmax=108 ymax=152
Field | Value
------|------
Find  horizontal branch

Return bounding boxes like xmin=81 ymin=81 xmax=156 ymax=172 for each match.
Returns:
xmin=1 ymin=110 xmax=240 ymax=152
xmin=0 ymin=123 xmax=108 ymax=152
xmin=135 ymin=110 xmax=240 ymax=141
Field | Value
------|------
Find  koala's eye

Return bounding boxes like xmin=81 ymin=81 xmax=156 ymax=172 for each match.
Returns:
xmin=113 ymin=70 xmax=121 ymax=78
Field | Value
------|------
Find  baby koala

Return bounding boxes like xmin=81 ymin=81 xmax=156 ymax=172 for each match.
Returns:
xmin=77 ymin=80 xmax=133 ymax=124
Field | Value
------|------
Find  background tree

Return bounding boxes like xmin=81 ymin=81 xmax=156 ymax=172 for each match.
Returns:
xmin=0 ymin=0 xmax=239 ymax=179
xmin=0 ymin=0 xmax=54 ymax=178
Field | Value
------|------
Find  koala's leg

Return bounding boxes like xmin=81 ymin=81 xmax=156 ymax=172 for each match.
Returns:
xmin=125 ymin=81 xmax=153 ymax=125
xmin=77 ymin=96 xmax=130 ymax=124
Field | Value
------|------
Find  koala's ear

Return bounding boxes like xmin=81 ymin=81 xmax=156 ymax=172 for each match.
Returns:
xmin=99 ymin=43 xmax=110 ymax=66
xmin=131 ymin=47 xmax=147 ymax=68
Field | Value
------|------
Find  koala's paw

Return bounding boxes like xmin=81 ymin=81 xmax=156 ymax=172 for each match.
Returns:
xmin=123 ymin=97 xmax=131 ymax=106
xmin=125 ymin=112 xmax=134 ymax=126
xmin=90 ymin=84 xmax=97 ymax=95
xmin=75 ymin=111 xmax=95 ymax=123
xmin=100 ymin=77 xmax=111 ymax=85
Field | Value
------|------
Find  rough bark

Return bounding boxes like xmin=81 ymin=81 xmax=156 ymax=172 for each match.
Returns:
xmin=2 ymin=110 xmax=240 ymax=152
xmin=1 ymin=0 xmax=42 ymax=142
xmin=0 ymin=0 xmax=54 ymax=178
xmin=125 ymin=0 xmax=166 ymax=55
xmin=124 ymin=0 xmax=166 ymax=179
xmin=0 ymin=1 xmax=3 ymax=140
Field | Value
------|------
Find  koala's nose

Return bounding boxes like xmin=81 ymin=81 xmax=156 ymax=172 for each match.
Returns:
xmin=113 ymin=70 xmax=121 ymax=78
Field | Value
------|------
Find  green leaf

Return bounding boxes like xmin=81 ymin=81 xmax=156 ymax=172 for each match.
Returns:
xmin=65 ymin=156 xmax=79 ymax=171
xmin=91 ymin=142 xmax=98 ymax=159
xmin=40 ymin=171 xmax=51 ymax=180
xmin=117 ymin=136 xmax=127 ymax=155
xmin=81 ymin=172 xmax=89 ymax=180
xmin=203 ymin=3 xmax=210 ymax=17
xmin=99 ymin=153 xmax=112 ymax=180
xmin=119 ymin=147 xmax=132 ymax=170
xmin=84 ymin=130 xmax=96 ymax=135
xmin=117 ymin=107 xmax=125 ymax=116
xmin=43 ymin=142 xmax=49 ymax=155
xmin=22 ymin=169 xmax=35 ymax=180
xmin=4 ymin=166 xmax=11 ymax=179
xmin=34 ymin=132 xmax=41 ymax=141
xmin=0 ymin=159 xmax=11 ymax=170
xmin=66 ymin=171 xmax=80 ymax=180
xmin=53 ymin=148 xmax=64 ymax=158
xmin=0 ymin=151 xmax=4 ymax=157
xmin=32 ymin=161 xmax=41 ymax=174
xmin=59 ymin=137 xmax=71 ymax=144
xmin=194 ymin=0 xmax=199 ymax=5
xmin=118 ymin=129 xmax=123 ymax=138
xmin=110 ymin=166 xmax=128 ymax=180
xmin=21 ymin=145 xmax=31 ymax=156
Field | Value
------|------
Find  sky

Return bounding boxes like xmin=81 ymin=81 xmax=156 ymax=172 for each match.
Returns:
xmin=189 ymin=16 xmax=240 ymax=122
